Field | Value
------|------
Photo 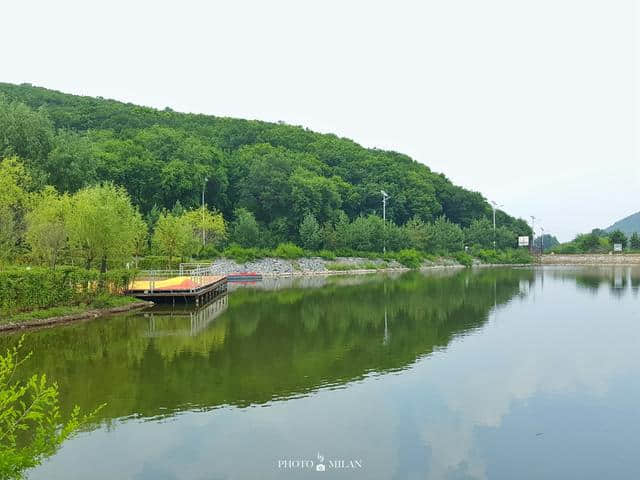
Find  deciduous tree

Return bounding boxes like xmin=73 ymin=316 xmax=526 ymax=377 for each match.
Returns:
xmin=66 ymin=183 xmax=142 ymax=271
xmin=25 ymin=187 xmax=69 ymax=267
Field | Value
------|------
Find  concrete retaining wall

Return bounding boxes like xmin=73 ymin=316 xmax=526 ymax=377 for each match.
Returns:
xmin=540 ymin=254 xmax=640 ymax=265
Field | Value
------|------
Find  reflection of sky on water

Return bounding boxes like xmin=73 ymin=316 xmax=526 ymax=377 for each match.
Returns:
xmin=31 ymin=268 xmax=640 ymax=480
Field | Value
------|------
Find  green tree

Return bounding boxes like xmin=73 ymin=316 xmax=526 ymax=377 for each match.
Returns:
xmin=152 ymin=212 xmax=193 ymax=266
xmin=231 ymin=208 xmax=260 ymax=247
xmin=347 ymin=215 xmax=385 ymax=252
xmin=629 ymin=232 xmax=640 ymax=250
xmin=0 ymin=207 xmax=18 ymax=266
xmin=0 ymin=96 xmax=54 ymax=173
xmin=0 ymin=156 xmax=31 ymax=212
xmin=495 ymin=226 xmax=517 ymax=250
xmin=0 ymin=157 xmax=32 ymax=264
xmin=181 ymin=206 xmax=227 ymax=249
xmin=25 ymin=187 xmax=69 ymax=267
xmin=424 ymin=216 xmax=464 ymax=253
xmin=66 ymin=183 xmax=142 ymax=271
xmin=0 ymin=340 xmax=93 ymax=479
xmin=404 ymin=216 xmax=429 ymax=251
xmin=131 ymin=215 xmax=149 ymax=267
xmin=299 ymin=213 xmax=322 ymax=250
xmin=44 ymin=130 xmax=95 ymax=192
xmin=333 ymin=211 xmax=351 ymax=249
xmin=464 ymin=218 xmax=494 ymax=248
xmin=574 ymin=233 xmax=602 ymax=252
xmin=608 ymin=230 xmax=627 ymax=249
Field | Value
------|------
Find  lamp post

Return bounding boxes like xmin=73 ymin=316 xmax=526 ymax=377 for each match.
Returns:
xmin=381 ymin=190 xmax=390 ymax=253
xmin=490 ymin=201 xmax=503 ymax=249
xmin=540 ymin=226 xmax=545 ymax=253
xmin=530 ymin=215 xmax=536 ymax=253
xmin=202 ymin=177 xmax=208 ymax=246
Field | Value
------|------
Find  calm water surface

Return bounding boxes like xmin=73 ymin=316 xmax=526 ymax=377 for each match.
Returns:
xmin=3 ymin=267 xmax=640 ymax=479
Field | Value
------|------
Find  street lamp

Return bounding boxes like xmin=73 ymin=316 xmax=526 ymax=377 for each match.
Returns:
xmin=202 ymin=177 xmax=208 ymax=246
xmin=540 ymin=226 xmax=545 ymax=253
xmin=530 ymin=215 xmax=536 ymax=252
xmin=381 ymin=190 xmax=390 ymax=253
xmin=490 ymin=201 xmax=503 ymax=249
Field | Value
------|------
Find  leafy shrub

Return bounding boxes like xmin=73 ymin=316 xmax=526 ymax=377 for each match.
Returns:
xmin=326 ymin=262 xmax=384 ymax=271
xmin=395 ymin=249 xmax=423 ymax=269
xmin=137 ymin=255 xmax=181 ymax=269
xmin=317 ymin=250 xmax=337 ymax=260
xmin=0 ymin=267 xmax=136 ymax=316
xmin=473 ymin=248 xmax=532 ymax=264
xmin=272 ymin=243 xmax=304 ymax=259
xmin=454 ymin=251 xmax=473 ymax=267
xmin=326 ymin=262 xmax=358 ymax=271
xmin=195 ymin=244 xmax=221 ymax=259
xmin=0 ymin=340 xmax=99 ymax=478
xmin=222 ymin=244 xmax=263 ymax=263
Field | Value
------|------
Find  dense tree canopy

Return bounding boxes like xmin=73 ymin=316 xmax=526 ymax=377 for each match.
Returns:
xmin=0 ymin=83 xmax=532 ymax=260
xmin=0 ymin=84 xmax=529 ymax=229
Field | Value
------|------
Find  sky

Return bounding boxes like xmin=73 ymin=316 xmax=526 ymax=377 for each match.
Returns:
xmin=2 ymin=0 xmax=638 ymax=241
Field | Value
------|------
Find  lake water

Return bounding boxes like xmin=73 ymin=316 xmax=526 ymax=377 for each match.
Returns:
xmin=4 ymin=267 xmax=640 ymax=479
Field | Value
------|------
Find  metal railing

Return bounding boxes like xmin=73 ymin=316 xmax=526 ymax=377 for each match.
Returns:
xmin=131 ymin=264 xmax=220 ymax=293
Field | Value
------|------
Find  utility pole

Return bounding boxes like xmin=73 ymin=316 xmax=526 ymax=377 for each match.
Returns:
xmin=202 ymin=177 xmax=208 ymax=246
xmin=490 ymin=201 xmax=503 ymax=249
xmin=540 ymin=226 xmax=545 ymax=253
xmin=530 ymin=215 xmax=536 ymax=253
xmin=381 ymin=190 xmax=389 ymax=253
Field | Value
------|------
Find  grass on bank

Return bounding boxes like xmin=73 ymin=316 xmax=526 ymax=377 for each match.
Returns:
xmin=2 ymin=294 xmax=140 ymax=325
xmin=325 ymin=261 xmax=390 ymax=271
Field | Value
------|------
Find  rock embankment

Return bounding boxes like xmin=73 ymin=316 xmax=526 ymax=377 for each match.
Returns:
xmin=205 ymin=256 xmax=463 ymax=276
xmin=540 ymin=254 xmax=640 ymax=265
xmin=206 ymin=257 xmax=404 ymax=276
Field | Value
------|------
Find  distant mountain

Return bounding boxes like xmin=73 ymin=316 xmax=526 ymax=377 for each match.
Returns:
xmin=605 ymin=211 xmax=640 ymax=235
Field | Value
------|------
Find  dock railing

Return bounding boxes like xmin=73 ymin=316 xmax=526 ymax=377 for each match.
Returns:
xmin=131 ymin=264 xmax=219 ymax=293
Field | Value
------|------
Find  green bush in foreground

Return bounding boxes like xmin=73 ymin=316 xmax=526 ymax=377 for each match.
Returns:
xmin=0 ymin=339 xmax=98 ymax=479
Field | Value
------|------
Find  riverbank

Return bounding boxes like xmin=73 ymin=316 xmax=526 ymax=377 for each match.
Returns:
xmin=540 ymin=254 xmax=640 ymax=265
xmin=203 ymin=256 xmax=465 ymax=276
xmin=0 ymin=299 xmax=153 ymax=332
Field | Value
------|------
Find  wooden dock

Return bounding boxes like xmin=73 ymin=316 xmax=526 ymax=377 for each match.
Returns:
xmin=126 ymin=267 xmax=228 ymax=305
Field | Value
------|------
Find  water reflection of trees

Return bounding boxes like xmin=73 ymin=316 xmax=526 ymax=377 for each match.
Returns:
xmin=550 ymin=266 xmax=640 ymax=297
xmin=0 ymin=269 xmax=532 ymax=426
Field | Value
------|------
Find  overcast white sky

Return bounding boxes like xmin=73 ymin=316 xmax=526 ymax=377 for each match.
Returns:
xmin=2 ymin=0 xmax=638 ymax=240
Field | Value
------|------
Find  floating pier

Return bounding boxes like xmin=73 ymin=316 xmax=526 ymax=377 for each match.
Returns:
xmin=126 ymin=265 xmax=227 ymax=305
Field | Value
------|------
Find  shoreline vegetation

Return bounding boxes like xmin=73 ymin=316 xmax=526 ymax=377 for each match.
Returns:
xmin=2 ymin=253 xmax=639 ymax=330
xmin=0 ymin=83 xmax=539 ymax=333
xmin=0 ymin=299 xmax=151 ymax=332
xmin=0 ymin=251 xmax=530 ymax=329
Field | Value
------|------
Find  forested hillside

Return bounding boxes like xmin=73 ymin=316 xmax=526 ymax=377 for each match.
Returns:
xmin=0 ymin=82 xmax=533 ymax=269
xmin=0 ymin=83 xmax=529 ymax=233
xmin=605 ymin=211 xmax=640 ymax=236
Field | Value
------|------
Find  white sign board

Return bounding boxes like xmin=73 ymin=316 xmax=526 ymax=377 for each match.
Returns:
xmin=518 ymin=236 xmax=530 ymax=247
xmin=613 ymin=243 xmax=622 ymax=252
